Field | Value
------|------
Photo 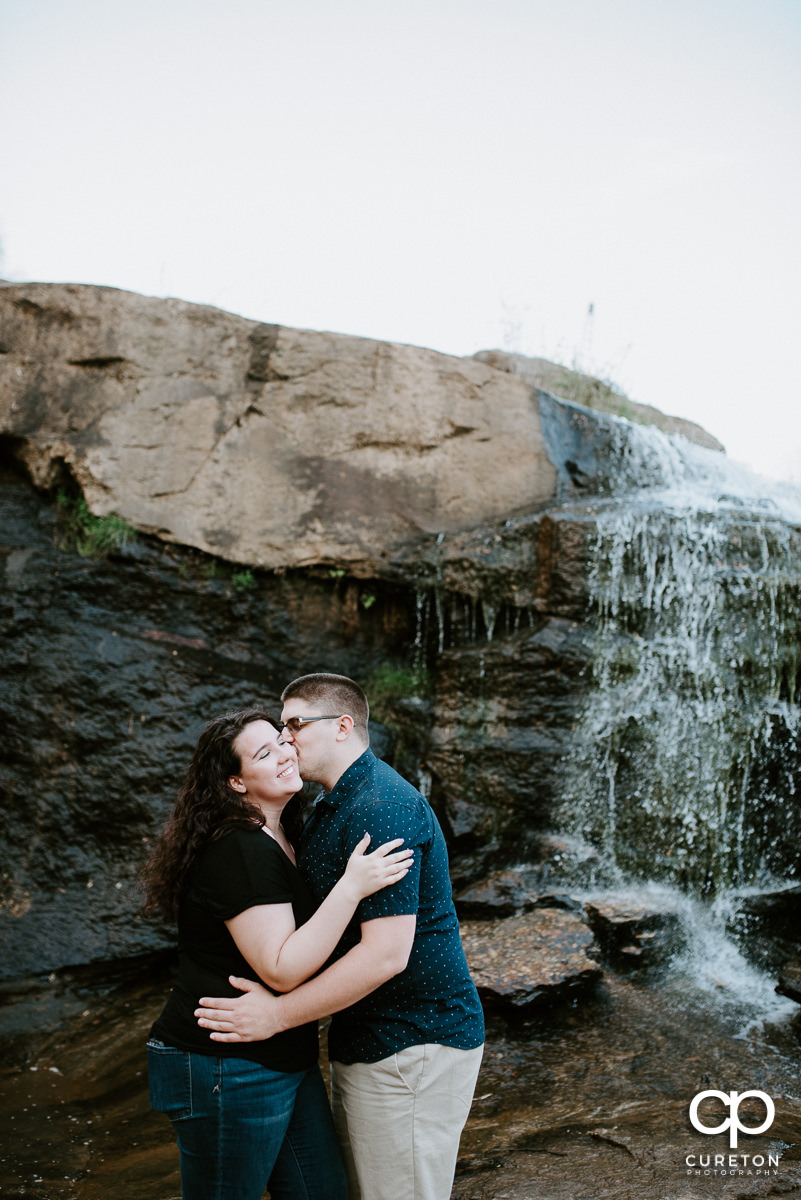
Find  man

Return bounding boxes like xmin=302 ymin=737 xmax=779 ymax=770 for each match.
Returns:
xmin=196 ymin=673 xmax=484 ymax=1200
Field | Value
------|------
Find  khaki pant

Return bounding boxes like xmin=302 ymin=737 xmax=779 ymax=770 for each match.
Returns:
xmin=330 ymin=1042 xmax=484 ymax=1200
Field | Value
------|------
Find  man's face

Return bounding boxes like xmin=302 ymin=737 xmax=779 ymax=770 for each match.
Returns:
xmin=279 ymin=698 xmax=342 ymax=784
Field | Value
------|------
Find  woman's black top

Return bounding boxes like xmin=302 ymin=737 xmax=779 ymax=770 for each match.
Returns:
xmin=150 ymin=826 xmax=319 ymax=1071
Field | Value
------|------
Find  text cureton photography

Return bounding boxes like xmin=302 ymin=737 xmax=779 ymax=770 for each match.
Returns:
xmin=683 ymin=1088 xmax=780 ymax=1178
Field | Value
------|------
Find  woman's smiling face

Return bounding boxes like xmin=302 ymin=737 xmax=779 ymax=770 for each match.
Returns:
xmin=228 ymin=719 xmax=303 ymax=806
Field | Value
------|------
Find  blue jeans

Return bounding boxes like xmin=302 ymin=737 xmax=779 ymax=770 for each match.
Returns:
xmin=147 ymin=1040 xmax=347 ymax=1200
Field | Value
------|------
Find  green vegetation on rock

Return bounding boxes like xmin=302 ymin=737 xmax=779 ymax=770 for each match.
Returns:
xmin=231 ymin=569 xmax=255 ymax=592
xmin=365 ymin=664 xmax=431 ymax=721
xmin=57 ymin=491 xmax=137 ymax=557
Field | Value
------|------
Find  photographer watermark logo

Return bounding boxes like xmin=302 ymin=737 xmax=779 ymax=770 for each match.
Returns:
xmin=689 ymin=1089 xmax=775 ymax=1148
xmin=684 ymin=1089 xmax=779 ymax=1178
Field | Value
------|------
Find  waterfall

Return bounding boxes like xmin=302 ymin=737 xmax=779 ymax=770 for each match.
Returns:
xmin=558 ymin=422 xmax=801 ymax=895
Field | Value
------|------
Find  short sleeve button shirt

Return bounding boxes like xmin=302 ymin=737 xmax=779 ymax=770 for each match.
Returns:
xmin=298 ymin=748 xmax=484 ymax=1064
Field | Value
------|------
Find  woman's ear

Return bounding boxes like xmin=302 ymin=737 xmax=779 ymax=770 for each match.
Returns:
xmin=228 ymin=775 xmax=247 ymax=794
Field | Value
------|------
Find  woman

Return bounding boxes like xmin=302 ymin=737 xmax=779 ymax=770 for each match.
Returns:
xmin=142 ymin=707 xmax=411 ymax=1200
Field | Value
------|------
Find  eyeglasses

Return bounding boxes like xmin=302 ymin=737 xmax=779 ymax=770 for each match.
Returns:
xmin=280 ymin=715 xmax=344 ymax=734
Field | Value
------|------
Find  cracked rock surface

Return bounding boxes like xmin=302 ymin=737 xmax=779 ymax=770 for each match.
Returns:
xmin=0 ymin=282 xmax=557 ymax=572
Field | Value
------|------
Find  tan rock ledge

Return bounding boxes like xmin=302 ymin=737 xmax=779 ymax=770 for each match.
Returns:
xmin=0 ymin=283 xmax=558 ymax=574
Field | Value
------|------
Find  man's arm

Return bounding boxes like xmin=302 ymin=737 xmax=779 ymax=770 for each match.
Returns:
xmin=224 ymin=836 xmax=411 ymax=993
xmin=195 ymin=913 xmax=416 ymax=1042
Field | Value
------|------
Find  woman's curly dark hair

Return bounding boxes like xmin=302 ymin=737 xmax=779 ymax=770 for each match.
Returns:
xmin=141 ymin=707 xmax=289 ymax=921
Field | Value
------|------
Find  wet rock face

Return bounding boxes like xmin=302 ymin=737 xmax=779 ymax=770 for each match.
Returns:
xmin=0 ymin=459 xmax=599 ymax=980
xmin=583 ymin=895 xmax=682 ymax=969
xmin=460 ymin=909 xmax=602 ymax=1009
xmin=777 ymin=960 xmax=801 ymax=1004
xmin=728 ymin=886 xmax=801 ymax=980
xmin=2 ymin=282 xmax=800 ymax=986
xmin=0 ymin=466 xmax=428 ymax=979
xmin=428 ymin=614 xmax=593 ymax=870
xmin=454 ymin=866 xmax=582 ymax=919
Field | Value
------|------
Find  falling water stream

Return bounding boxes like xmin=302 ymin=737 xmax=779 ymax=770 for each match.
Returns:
xmin=558 ymin=487 xmax=801 ymax=892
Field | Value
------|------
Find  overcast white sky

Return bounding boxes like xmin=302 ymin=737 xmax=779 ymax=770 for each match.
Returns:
xmin=2 ymin=0 xmax=800 ymax=481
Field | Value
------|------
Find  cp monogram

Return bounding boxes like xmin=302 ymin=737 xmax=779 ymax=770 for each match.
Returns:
xmin=689 ymin=1089 xmax=775 ymax=1149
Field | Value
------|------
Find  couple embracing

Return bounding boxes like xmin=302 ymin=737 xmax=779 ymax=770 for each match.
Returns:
xmin=143 ymin=673 xmax=484 ymax=1200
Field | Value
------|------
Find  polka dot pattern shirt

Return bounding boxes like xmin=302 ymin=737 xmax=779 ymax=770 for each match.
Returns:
xmin=298 ymin=748 xmax=485 ymax=1065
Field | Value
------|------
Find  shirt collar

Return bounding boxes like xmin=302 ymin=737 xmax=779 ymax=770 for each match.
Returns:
xmin=314 ymin=746 xmax=375 ymax=809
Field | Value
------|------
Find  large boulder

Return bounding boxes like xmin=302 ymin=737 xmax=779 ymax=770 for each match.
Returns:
xmin=0 ymin=283 xmax=559 ymax=573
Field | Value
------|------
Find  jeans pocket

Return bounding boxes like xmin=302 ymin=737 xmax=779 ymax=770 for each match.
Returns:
xmin=147 ymin=1040 xmax=193 ymax=1119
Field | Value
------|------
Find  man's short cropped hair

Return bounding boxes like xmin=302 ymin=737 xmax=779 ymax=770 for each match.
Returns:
xmin=281 ymin=673 xmax=370 ymax=740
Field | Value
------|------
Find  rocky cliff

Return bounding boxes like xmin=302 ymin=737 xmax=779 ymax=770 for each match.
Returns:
xmin=2 ymin=283 xmax=798 ymax=987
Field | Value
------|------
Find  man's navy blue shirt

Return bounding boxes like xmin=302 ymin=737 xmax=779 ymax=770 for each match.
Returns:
xmin=298 ymin=748 xmax=484 ymax=1065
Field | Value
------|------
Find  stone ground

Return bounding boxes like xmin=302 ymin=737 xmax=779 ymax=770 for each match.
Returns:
xmin=2 ymin=959 xmax=800 ymax=1199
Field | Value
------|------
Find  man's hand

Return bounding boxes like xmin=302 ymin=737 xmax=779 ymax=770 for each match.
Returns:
xmin=195 ymin=976 xmax=286 ymax=1043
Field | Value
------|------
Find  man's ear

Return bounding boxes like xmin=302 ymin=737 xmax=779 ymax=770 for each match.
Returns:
xmin=228 ymin=775 xmax=247 ymax=793
xmin=336 ymin=715 xmax=355 ymax=741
